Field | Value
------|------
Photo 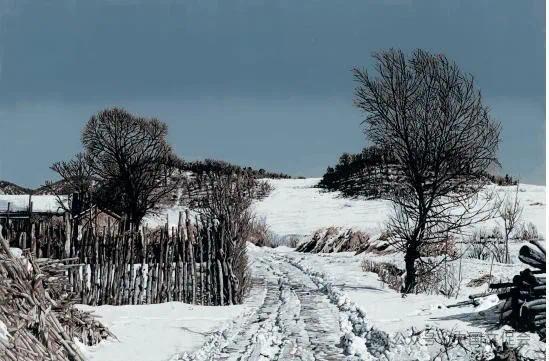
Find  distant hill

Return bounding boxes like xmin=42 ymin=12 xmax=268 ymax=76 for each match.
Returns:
xmin=33 ymin=180 xmax=74 ymax=195
xmin=0 ymin=180 xmax=32 ymax=195
xmin=173 ymin=158 xmax=293 ymax=179
xmin=0 ymin=179 xmax=73 ymax=196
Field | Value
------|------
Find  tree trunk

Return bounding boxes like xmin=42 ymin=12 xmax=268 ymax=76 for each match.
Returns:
xmin=403 ymin=242 xmax=419 ymax=293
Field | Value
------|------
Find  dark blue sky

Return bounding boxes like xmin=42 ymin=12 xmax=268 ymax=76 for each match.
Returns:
xmin=0 ymin=0 xmax=545 ymax=187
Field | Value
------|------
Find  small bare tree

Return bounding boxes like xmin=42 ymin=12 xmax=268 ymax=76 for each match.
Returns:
xmin=51 ymin=108 xmax=177 ymax=228
xmin=353 ymin=49 xmax=501 ymax=293
xmin=49 ymin=153 xmax=95 ymax=215
xmin=51 ymin=153 xmax=94 ymax=197
xmin=498 ymin=184 xmax=523 ymax=263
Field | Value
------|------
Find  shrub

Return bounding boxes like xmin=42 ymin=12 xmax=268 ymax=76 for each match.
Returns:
xmin=361 ymin=259 xmax=403 ymax=291
xmin=465 ymin=227 xmax=508 ymax=263
xmin=420 ymin=236 xmax=459 ymax=258
xmin=247 ymin=217 xmax=274 ymax=247
xmin=465 ymin=229 xmax=491 ymax=260
xmin=515 ymin=222 xmax=542 ymax=241
xmin=468 ymin=242 xmax=490 ymax=260
xmin=281 ymin=235 xmax=301 ymax=248
xmin=488 ymin=239 xmax=507 ymax=263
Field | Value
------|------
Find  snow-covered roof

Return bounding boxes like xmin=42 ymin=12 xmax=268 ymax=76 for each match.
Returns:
xmin=0 ymin=195 xmax=68 ymax=214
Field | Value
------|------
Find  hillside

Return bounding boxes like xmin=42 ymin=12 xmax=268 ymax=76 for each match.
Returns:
xmin=253 ymin=178 xmax=546 ymax=239
xmin=0 ymin=180 xmax=32 ymax=195
xmin=0 ymin=158 xmax=291 ymax=198
xmin=319 ymin=147 xmax=519 ymax=198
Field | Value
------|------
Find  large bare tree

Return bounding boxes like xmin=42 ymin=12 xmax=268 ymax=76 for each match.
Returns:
xmin=353 ymin=49 xmax=501 ymax=293
xmin=79 ymin=107 xmax=176 ymax=227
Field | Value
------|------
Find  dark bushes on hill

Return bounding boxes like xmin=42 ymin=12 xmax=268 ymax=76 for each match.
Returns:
xmin=179 ymin=159 xmax=292 ymax=179
xmin=318 ymin=146 xmax=517 ymax=199
xmin=318 ymin=146 xmax=399 ymax=198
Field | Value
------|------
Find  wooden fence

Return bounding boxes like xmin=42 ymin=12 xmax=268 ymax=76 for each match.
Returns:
xmin=67 ymin=211 xmax=242 ymax=307
xmin=1 ymin=201 xmax=246 ymax=307
xmin=1 ymin=213 xmax=68 ymax=259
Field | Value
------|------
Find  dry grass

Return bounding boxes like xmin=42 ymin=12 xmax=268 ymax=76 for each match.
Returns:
xmin=361 ymin=258 xmax=403 ymax=291
xmin=0 ymin=226 xmax=111 ymax=361
xmin=415 ymin=259 xmax=463 ymax=298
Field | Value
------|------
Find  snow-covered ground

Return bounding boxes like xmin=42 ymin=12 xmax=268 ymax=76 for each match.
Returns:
xmin=77 ymin=302 xmax=254 ymax=361
xmin=276 ymin=249 xmax=504 ymax=334
xmin=248 ymin=178 xmax=546 ymax=359
xmin=11 ymin=178 xmax=543 ymax=360
xmin=252 ymin=178 xmax=546 ymax=239
xmin=252 ymin=178 xmax=392 ymax=237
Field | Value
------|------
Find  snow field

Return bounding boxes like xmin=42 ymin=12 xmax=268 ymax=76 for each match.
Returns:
xmin=253 ymin=179 xmax=546 ymax=240
xmin=68 ymin=178 xmax=546 ymax=360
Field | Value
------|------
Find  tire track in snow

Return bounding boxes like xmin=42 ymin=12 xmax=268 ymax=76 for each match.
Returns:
xmin=273 ymin=252 xmax=390 ymax=360
xmin=182 ymin=248 xmax=359 ymax=361
xmin=216 ymin=254 xmax=319 ymax=361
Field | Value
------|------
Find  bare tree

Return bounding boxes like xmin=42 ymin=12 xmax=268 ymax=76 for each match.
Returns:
xmin=192 ymin=172 xmax=258 ymax=304
xmin=353 ymin=49 xmax=501 ymax=293
xmin=50 ymin=153 xmax=94 ymax=214
xmin=51 ymin=153 xmax=94 ymax=196
xmin=80 ymin=107 xmax=177 ymax=227
xmin=498 ymin=184 xmax=523 ymax=263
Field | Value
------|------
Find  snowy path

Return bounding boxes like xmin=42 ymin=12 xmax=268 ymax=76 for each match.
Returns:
xmin=193 ymin=247 xmax=363 ymax=361
xmin=218 ymin=250 xmax=348 ymax=360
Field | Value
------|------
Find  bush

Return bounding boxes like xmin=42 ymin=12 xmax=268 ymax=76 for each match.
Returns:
xmin=488 ymin=240 xmax=507 ymax=263
xmin=247 ymin=217 xmax=274 ymax=247
xmin=468 ymin=242 xmax=490 ymax=260
xmin=361 ymin=259 xmax=403 ymax=291
xmin=420 ymin=236 xmax=459 ymax=258
xmin=465 ymin=229 xmax=491 ymax=260
xmin=247 ymin=218 xmax=302 ymax=248
xmin=515 ymin=222 xmax=542 ymax=241
xmin=278 ymin=235 xmax=301 ymax=248
xmin=192 ymin=172 xmax=257 ymax=304
xmin=465 ymin=227 xmax=510 ymax=263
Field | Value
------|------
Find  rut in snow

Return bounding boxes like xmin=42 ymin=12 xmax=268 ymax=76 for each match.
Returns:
xmin=214 ymin=250 xmax=356 ymax=361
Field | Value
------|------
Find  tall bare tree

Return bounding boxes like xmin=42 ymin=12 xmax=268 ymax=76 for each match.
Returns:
xmin=353 ymin=49 xmax=501 ymax=293
xmin=79 ymin=107 xmax=176 ymax=227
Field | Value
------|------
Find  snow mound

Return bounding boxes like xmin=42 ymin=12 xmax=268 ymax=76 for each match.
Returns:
xmin=296 ymin=227 xmax=392 ymax=255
